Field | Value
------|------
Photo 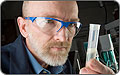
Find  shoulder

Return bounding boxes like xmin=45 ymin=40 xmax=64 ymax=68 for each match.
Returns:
xmin=1 ymin=40 xmax=17 ymax=73
xmin=2 ymin=35 xmax=25 ymax=52
xmin=1 ymin=35 xmax=23 ymax=58
xmin=1 ymin=35 xmax=26 ymax=74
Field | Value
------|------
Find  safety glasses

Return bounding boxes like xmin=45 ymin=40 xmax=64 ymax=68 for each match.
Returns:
xmin=25 ymin=17 xmax=82 ymax=37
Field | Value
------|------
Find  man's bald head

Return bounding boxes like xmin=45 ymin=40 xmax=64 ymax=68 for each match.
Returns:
xmin=22 ymin=1 xmax=29 ymax=17
xmin=22 ymin=1 xmax=78 ymax=20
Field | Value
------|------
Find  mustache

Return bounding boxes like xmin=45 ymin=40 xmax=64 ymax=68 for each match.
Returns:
xmin=43 ymin=41 xmax=71 ymax=48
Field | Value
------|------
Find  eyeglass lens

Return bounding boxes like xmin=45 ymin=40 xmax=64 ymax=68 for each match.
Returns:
xmin=35 ymin=18 xmax=81 ymax=37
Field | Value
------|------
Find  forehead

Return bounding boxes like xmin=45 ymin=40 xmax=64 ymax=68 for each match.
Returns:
xmin=23 ymin=1 xmax=78 ymax=21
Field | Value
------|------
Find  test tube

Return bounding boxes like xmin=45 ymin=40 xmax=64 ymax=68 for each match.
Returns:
xmin=86 ymin=24 xmax=101 ymax=63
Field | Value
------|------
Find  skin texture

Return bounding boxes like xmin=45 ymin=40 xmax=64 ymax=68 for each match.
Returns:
xmin=17 ymin=1 xmax=115 ymax=74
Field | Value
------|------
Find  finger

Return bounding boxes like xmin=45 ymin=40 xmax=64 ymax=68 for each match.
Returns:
xmin=80 ymin=67 xmax=100 ymax=74
xmin=86 ymin=58 xmax=115 ymax=74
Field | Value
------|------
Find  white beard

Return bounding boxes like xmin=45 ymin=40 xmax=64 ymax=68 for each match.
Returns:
xmin=28 ymin=33 xmax=71 ymax=66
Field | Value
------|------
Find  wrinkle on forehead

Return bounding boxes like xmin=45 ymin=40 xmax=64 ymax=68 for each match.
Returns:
xmin=22 ymin=1 xmax=78 ymax=19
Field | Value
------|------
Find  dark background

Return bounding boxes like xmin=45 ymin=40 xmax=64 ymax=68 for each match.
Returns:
xmin=1 ymin=1 xmax=119 ymax=73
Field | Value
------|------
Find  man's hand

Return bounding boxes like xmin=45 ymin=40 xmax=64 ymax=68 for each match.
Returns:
xmin=79 ymin=58 xmax=115 ymax=74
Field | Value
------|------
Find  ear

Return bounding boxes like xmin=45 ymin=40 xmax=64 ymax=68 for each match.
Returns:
xmin=17 ymin=17 xmax=28 ymax=38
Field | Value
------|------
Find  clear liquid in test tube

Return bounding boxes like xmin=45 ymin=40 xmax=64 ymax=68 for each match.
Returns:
xmin=86 ymin=24 xmax=101 ymax=63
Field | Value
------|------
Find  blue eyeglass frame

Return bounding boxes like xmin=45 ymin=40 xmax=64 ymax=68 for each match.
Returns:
xmin=25 ymin=17 xmax=82 ymax=32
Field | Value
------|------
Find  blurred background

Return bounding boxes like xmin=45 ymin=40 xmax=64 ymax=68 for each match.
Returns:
xmin=1 ymin=1 xmax=119 ymax=73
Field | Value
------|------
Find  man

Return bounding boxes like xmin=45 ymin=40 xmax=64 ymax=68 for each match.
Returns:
xmin=1 ymin=1 xmax=115 ymax=74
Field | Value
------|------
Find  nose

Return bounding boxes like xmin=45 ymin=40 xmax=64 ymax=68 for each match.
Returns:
xmin=53 ymin=27 xmax=68 ymax=42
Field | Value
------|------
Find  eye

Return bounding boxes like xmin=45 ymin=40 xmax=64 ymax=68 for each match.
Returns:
xmin=45 ymin=20 xmax=55 ymax=24
xmin=69 ymin=23 xmax=76 ymax=27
